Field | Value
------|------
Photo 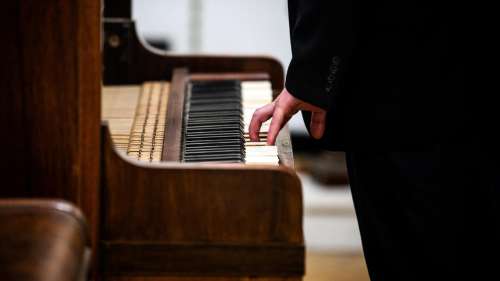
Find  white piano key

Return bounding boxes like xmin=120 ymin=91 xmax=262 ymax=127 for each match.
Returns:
xmin=245 ymin=156 xmax=280 ymax=165
xmin=245 ymin=145 xmax=278 ymax=156
xmin=240 ymin=80 xmax=279 ymax=165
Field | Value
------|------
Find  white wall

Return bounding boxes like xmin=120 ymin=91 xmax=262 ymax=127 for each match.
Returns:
xmin=133 ymin=0 xmax=291 ymax=66
xmin=133 ymin=0 xmax=190 ymax=51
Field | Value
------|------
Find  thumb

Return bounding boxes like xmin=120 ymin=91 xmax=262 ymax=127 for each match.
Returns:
xmin=309 ymin=111 xmax=326 ymax=139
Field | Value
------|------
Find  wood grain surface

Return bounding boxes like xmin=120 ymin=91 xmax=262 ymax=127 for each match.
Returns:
xmin=163 ymin=69 xmax=188 ymax=161
xmin=0 ymin=0 xmax=101 ymax=268
xmin=100 ymin=124 xmax=304 ymax=279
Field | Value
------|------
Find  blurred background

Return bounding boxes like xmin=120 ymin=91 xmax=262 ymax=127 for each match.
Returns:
xmin=133 ymin=0 xmax=369 ymax=280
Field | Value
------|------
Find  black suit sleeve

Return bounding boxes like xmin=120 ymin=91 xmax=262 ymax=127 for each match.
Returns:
xmin=286 ymin=0 xmax=356 ymax=111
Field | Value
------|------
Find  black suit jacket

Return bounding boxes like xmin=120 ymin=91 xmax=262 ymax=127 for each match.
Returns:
xmin=286 ymin=0 xmax=466 ymax=151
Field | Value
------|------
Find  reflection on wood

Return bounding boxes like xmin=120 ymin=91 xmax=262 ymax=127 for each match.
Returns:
xmin=0 ymin=200 xmax=90 ymax=281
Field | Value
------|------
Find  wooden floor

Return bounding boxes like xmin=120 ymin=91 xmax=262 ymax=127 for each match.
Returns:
xmin=305 ymin=252 xmax=370 ymax=281
xmin=102 ymin=252 xmax=369 ymax=281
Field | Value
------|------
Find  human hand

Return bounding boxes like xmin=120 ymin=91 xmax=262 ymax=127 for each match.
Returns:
xmin=249 ymin=88 xmax=327 ymax=145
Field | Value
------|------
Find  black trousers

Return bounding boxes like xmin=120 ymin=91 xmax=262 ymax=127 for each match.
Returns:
xmin=346 ymin=146 xmax=499 ymax=281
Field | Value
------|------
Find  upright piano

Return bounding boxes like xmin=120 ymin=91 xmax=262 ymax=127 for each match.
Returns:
xmin=99 ymin=1 xmax=304 ymax=281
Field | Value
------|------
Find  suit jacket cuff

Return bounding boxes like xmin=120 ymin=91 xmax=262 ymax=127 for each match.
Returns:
xmin=285 ymin=58 xmax=339 ymax=111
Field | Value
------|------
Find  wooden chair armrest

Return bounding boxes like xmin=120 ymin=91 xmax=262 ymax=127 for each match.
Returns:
xmin=0 ymin=199 xmax=90 ymax=281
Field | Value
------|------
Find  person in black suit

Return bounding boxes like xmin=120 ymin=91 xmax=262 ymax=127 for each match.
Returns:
xmin=250 ymin=1 xmax=495 ymax=280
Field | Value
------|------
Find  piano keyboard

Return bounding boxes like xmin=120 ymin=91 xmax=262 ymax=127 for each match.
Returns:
xmin=102 ymin=79 xmax=279 ymax=165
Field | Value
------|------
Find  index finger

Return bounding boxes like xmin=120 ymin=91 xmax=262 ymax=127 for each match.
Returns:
xmin=249 ymin=102 xmax=275 ymax=142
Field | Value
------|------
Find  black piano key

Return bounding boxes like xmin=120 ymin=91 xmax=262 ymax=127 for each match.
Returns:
xmin=185 ymin=148 xmax=242 ymax=154
xmin=185 ymin=133 xmax=243 ymax=139
xmin=189 ymin=107 xmax=241 ymax=113
xmin=191 ymin=85 xmax=241 ymax=92
xmin=185 ymin=138 xmax=243 ymax=143
xmin=184 ymin=154 xmax=244 ymax=162
xmin=190 ymin=80 xmax=240 ymax=88
xmin=181 ymin=80 xmax=245 ymax=163
xmin=187 ymin=112 xmax=242 ymax=118
xmin=185 ymin=140 xmax=243 ymax=147
xmin=187 ymin=120 xmax=241 ymax=126
xmin=189 ymin=100 xmax=240 ymax=106
xmin=185 ymin=148 xmax=243 ymax=154
xmin=184 ymin=149 xmax=243 ymax=156
xmin=185 ymin=144 xmax=242 ymax=149
xmin=187 ymin=125 xmax=240 ymax=130
xmin=185 ymin=130 xmax=243 ymax=136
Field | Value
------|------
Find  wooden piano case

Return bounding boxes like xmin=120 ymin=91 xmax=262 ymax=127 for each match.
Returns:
xmin=100 ymin=125 xmax=303 ymax=280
